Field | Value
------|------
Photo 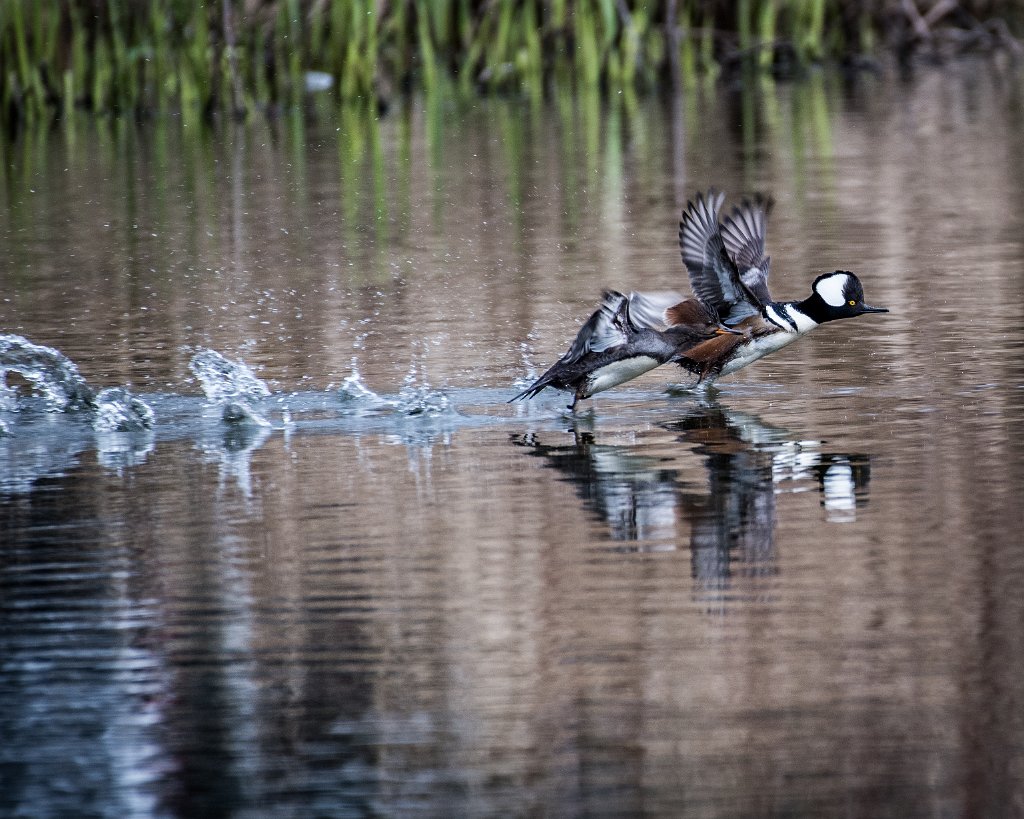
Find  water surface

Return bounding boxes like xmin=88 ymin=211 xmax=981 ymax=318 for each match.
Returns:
xmin=2 ymin=67 xmax=1023 ymax=816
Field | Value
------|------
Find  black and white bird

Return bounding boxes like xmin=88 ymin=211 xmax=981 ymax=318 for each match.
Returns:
xmin=510 ymin=289 xmax=739 ymax=411
xmin=675 ymin=189 xmax=888 ymax=381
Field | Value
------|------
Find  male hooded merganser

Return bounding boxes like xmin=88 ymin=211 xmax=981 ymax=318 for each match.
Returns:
xmin=511 ymin=289 xmax=739 ymax=411
xmin=675 ymin=189 xmax=888 ymax=381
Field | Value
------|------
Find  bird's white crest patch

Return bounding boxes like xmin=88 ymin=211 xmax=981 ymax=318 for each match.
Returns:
xmin=815 ymin=273 xmax=850 ymax=307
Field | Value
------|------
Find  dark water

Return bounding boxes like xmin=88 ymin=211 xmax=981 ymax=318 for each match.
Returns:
xmin=2 ymin=66 xmax=1024 ymax=816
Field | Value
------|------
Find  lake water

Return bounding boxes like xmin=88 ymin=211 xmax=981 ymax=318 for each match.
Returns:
xmin=2 ymin=65 xmax=1023 ymax=816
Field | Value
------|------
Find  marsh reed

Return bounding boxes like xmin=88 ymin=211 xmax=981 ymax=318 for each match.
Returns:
xmin=1 ymin=1 xmax=1020 ymax=126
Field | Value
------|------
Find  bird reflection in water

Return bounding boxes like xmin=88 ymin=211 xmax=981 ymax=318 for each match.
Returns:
xmin=513 ymin=404 xmax=871 ymax=598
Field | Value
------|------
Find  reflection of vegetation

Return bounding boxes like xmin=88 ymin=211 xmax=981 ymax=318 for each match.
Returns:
xmin=1 ymin=69 xmax=850 ymax=288
xmin=1 ymin=1 xmax=1020 ymax=126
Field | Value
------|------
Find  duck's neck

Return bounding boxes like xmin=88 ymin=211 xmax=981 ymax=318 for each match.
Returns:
xmin=764 ymin=301 xmax=819 ymax=334
xmin=791 ymin=293 xmax=834 ymax=325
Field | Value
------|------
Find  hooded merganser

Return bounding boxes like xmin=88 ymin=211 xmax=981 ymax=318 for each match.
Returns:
xmin=511 ymin=289 xmax=739 ymax=411
xmin=675 ymin=189 xmax=889 ymax=381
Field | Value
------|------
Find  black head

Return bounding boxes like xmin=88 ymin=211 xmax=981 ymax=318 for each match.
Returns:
xmin=803 ymin=271 xmax=889 ymax=323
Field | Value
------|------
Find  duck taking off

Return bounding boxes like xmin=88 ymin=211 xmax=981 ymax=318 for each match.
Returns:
xmin=675 ymin=189 xmax=889 ymax=382
xmin=510 ymin=290 xmax=739 ymax=411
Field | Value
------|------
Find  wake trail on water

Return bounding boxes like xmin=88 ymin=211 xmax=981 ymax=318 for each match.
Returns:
xmin=0 ymin=332 xmax=492 ymax=495
xmin=0 ymin=333 xmax=463 ymax=439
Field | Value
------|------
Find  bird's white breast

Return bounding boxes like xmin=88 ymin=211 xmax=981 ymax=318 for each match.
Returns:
xmin=586 ymin=356 xmax=661 ymax=396
xmin=719 ymin=328 xmax=802 ymax=376
xmin=718 ymin=305 xmax=820 ymax=376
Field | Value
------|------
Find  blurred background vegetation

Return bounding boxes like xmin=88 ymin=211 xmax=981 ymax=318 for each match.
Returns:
xmin=1 ymin=0 xmax=1021 ymax=127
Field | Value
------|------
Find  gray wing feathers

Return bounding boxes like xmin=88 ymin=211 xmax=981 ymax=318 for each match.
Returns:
xmin=721 ymin=194 xmax=773 ymax=305
xmin=740 ymin=265 xmax=771 ymax=305
xmin=561 ymin=290 xmax=629 ymax=364
xmin=679 ymin=190 xmax=759 ymax=323
xmin=625 ymin=290 xmax=687 ymax=331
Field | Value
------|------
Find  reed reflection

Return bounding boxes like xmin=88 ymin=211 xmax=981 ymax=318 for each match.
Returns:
xmin=514 ymin=403 xmax=873 ymax=594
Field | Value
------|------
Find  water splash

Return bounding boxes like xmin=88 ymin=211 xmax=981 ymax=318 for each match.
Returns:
xmin=393 ymin=359 xmax=452 ymax=417
xmin=511 ymin=340 xmax=538 ymax=392
xmin=188 ymin=348 xmax=271 ymax=426
xmin=393 ymin=384 xmax=451 ymax=416
xmin=93 ymin=388 xmax=156 ymax=432
xmin=221 ymin=400 xmax=273 ymax=427
xmin=338 ymin=358 xmax=392 ymax=411
xmin=337 ymin=358 xmax=451 ymax=417
xmin=188 ymin=348 xmax=270 ymax=403
xmin=0 ymin=334 xmax=96 ymax=411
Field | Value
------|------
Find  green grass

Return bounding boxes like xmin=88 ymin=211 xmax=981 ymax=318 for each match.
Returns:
xmin=0 ymin=0 xmax=1021 ymax=127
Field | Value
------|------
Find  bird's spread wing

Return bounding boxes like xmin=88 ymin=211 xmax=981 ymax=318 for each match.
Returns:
xmin=721 ymin=193 xmax=773 ymax=305
xmin=679 ymin=190 xmax=760 ymax=324
xmin=623 ymin=290 xmax=687 ymax=331
xmin=559 ymin=290 xmax=630 ymax=364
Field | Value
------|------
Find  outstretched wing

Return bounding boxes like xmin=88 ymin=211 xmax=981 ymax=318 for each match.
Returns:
xmin=559 ymin=290 xmax=630 ymax=365
xmin=678 ymin=190 xmax=760 ymax=325
xmin=623 ymin=290 xmax=687 ymax=331
xmin=721 ymin=193 xmax=774 ymax=305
